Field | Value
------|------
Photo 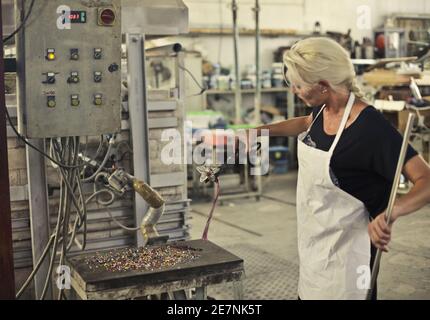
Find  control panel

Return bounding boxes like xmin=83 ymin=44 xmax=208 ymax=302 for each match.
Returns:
xmin=16 ymin=0 xmax=121 ymax=138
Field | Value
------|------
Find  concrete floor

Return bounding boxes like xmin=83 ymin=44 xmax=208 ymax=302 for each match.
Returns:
xmin=189 ymin=171 xmax=430 ymax=300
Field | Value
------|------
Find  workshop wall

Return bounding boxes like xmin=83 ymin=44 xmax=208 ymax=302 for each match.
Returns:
xmin=171 ymin=0 xmax=430 ymax=69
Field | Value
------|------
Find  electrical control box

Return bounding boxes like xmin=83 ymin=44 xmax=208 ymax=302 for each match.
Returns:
xmin=16 ymin=0 xmax=121 ymax=138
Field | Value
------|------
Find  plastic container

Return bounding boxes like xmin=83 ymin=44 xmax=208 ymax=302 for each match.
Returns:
xmin=269 ymin=146 xmax=289 ymax=174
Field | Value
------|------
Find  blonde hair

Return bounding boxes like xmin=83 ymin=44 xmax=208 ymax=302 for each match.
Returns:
xmin=283 ymin=37 xmax=363 ymax=98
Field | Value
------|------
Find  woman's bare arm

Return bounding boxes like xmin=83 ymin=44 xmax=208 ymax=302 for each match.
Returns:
xmin=254 ymin=114 xmax=313 ymax=137
xmin=368 ymin=154 xmax=430 ymax=251
xmin=393 ymin=155 xmax=430 ymax=220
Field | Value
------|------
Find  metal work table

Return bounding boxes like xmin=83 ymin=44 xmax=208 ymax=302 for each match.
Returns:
xmin=67 ymin=240 xmax=244 ymax=300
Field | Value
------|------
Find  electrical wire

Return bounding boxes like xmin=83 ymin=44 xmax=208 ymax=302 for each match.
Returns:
xmin=39 ymin=162 xmax=65 ymax=299
xmin=16 ymin=136 xmax=138 ymax=299
xmin=31 ymin=137 xmax=84 ymax=300
xmin=4 ymin=106 xmax=84 ymax=169
xmin=91 ymin=179 xmax=140 ymax=231
xmin=40 ymin=137 xmax=77 ymax=299
xmin=81 ymin=137 xmax=115 ymax=182
xmin=15 ymin=234 xmax=55 ymax=299
xmin=178 ymin=64 xmax=207 ymax=96
xmin=3 ymin=0 xmax=36 ymax=43
xmin=105 ymin=205 xmax=141 ymax=232
xmin=57 ymin=137 xmax=79 ymax=299
xmin=52 ymin=140 xmax=86 ymax=219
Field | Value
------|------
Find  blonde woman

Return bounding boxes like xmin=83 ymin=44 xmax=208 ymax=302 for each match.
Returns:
xmin=255 ymin=37 xmax=430 ymax=299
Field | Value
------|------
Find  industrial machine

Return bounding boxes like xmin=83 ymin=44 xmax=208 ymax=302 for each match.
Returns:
xmin=7 ymin=0 xmax=244 ymax=301
xmin=11 ymin=0 xmax=168 ymax=300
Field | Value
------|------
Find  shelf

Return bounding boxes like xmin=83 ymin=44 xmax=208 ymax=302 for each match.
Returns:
xmin=205 ymin=88 xmax=289 ymax=95
xmin=188 ymin=27 xmax=311 ymax=38
xmin=351 ymin=59 xmax=377 ymax=65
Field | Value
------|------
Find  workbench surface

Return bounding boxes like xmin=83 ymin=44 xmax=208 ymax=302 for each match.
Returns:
xmin=67 ymin=239 xmax=244 ymax=293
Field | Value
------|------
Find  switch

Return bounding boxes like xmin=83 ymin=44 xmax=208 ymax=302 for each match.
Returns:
xmin=70 ymin=48 xmax=79 ymax=60
xmin=93 ymin=94 xmax=103 ymax=106
xmin=94 ymin=48 xmax=102 ymax=60
xmin=108 ymin=63 xmax=119 ymax=73
xmin=46 ymin=48 xmax=56 ymax=61
xmin=94 ymin=71 xmax=102 ymax=83
xmin=68 ymin=72 xmax=80 ymax=84
xmin=71 ymin=94 xmax=80 ymax=107
xmin=43 ymin=72 xmax=56 ymax=84
xmin=98 ymin=8 xmax=116 ymax=26
xmin=47 ymin=96 xmax=56 ymax=108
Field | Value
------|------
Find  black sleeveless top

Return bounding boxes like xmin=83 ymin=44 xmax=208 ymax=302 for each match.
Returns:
xmin=305 ymin=105 xmax=417 ymax=218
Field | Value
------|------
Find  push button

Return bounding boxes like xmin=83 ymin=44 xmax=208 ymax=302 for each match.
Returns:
xmin=47 ymin=96 xmax=56 ymax=108
xmin=94 ymin=48 xmax=102 ymax=60
xmin=68 ymin=72 xmax=80 ymax=84
xmin=71 ymin=94 xmax=80 ymax=107
xmin=46 ymin=48 xmax=56 ymax=61
xmin=94 ymin=71 xmax=102 ymax=83
xmin=70 ymin=48 xmax=79 ymax=60
xmin=93 ymin=94 xmax=103 ymax=106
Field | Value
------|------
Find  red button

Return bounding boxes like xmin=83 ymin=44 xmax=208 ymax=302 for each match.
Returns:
xmin=100 ymin=8 xmax=115 ymax=25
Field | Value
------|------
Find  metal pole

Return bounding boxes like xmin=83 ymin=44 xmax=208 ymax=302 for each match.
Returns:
xmin=232 ymin=0 xmax=242 ymax=124
xmin=0 ymin=0 xmax=17 ymax=299
xmin=253 ymin=0 xmax=261 ymax=126
xmin=126 ymin=34 xmax=150 ymax=246
xmin=176 ymin=51 xmax=188 ymax=203
xmin=146 ymin=43 xmax=182 ymax=57
xmin=26 ymin=140 xmax=52 ymax=299
xmin=253 ymin=0 xmax=263 ymax=198
xmin=366 ymin=113 xmax=415 ymax=300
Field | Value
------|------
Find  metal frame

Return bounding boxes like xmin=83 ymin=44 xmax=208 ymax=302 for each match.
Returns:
xmin=126 ymin=37 xmax=189 ymax=246
xmin=26 ymin=140 xmax=52 ymax=299
xmin=0 ymin=0 xmax=16 ymax=298
xmin=126 ymin=34 xmax=151 ymax=247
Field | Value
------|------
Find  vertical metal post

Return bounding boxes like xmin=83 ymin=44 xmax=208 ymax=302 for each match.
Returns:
xmin=253 ymin=0 xmax=261 ymax=126
xmin=195 ymin=286 xmax=207 ymax=300
xmin=176 ymin=51 xmax=188 ymax=198
xmin=232 ymin=280 xmax=244 ymax=300
xmin=253 ymin=0 xmax=262 ymax=197
xmin=126 ymin=34 xmax=150 ymax=246
xmin=0 ymin=0 xmax=16 ymax=299
xmin=232 ymin=0 xmax=242 ymax=124
xmin=26 ymin=140 xmax=52 ymax=299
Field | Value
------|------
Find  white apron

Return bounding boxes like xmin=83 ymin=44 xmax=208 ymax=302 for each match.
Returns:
xmin=296 ymin=92 xmax=371 ymax=300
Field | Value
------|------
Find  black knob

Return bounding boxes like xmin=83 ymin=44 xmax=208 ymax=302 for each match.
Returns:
xmin=108 ymin=63 xmax=119 ymax=73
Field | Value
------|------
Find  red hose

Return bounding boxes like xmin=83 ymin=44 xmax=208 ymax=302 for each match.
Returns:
xmin=202 ymin=178 xmax=220 ymax=240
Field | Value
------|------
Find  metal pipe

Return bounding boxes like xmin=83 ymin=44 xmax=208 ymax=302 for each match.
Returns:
xmin=0 ymin=0 xmax=16 ymax=299
xmin=253 ymin=0 xmax=261 ymax=125
xmin=145 ymin=43 xmax=182 ymax=57
xmin=232 ymin=0 xmax=242 ymax=124
xmin=366 ymin=113 xmax=415 ymax=300
xmin=133 ymin=178 xmax=165 ymax=246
